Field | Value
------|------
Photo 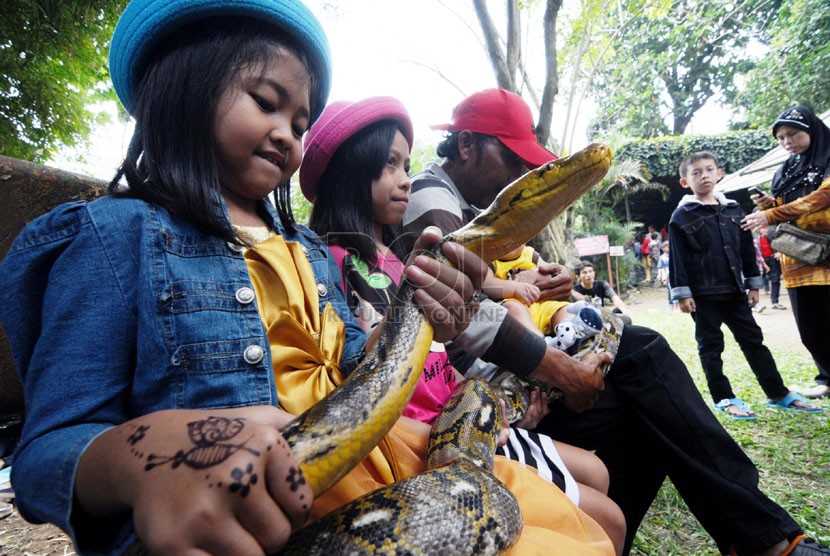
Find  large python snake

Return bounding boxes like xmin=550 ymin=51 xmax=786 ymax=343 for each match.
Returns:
xmin=124 ymin=144 xmax=614 ymax=555
xmin=274 ymin=143 xmax=615 ymax=555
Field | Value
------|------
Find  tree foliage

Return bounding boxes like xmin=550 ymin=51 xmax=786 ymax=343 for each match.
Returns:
xmin=736 ymin=0 xmax=830 ymax=126
xmin=616 ymin=129 xmax=775 ymax=178
xmin=575 ymin=157 xmax=664 ymax=231
xmin=0 ymin=1 xmax=126 ymax=163
xmin=586 ymin=0 xmax=778 ymax=138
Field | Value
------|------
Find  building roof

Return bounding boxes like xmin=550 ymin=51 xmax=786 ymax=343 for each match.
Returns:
xmin=716 ymin=109 xmax=830 ymax=194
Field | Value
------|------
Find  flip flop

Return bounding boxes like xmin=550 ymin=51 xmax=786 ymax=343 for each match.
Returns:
xmin=714 ymin=398 xmax=757 ymax=420
xmin=767 ymin=392 xmax=824 ymax=413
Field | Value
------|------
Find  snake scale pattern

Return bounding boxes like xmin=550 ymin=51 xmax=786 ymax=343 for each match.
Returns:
xmin=273 ymin=143 xmax=616 ymax=555
xmin=491 ymin=309 xmax=625 ymax=424
xmin=123 ymin=144 xmax=614 ymax=555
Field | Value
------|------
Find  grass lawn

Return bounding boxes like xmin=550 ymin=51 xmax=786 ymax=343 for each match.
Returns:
xmin=629 ymin=307 xmax=830 ymax=555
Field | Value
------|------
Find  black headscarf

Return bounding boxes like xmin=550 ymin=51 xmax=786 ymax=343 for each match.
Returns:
xmin=771 ymin=105 xmax=830 ymax=203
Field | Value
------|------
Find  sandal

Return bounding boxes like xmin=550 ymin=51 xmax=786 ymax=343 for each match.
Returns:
xmin=714 ymin=398 xmax=757 ymax=420
xmin=784 ymin=534 xmax=830 ymax=555
xmin=767 ymin=392 xmax=824 ymax=413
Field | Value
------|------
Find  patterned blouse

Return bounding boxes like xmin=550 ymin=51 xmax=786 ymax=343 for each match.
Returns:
xmin=763 ymin=176 xmax=830 ymax=288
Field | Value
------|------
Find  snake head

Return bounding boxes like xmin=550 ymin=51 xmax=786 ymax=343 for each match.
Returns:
xmin=446 ymin=143 xmax=612 ymax=263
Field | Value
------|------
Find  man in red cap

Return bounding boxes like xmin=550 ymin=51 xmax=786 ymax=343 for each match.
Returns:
xmin=402 ymin=88 xmax=590 ymax=391
xmin=402 ymin=88 xmax=829 ymax=556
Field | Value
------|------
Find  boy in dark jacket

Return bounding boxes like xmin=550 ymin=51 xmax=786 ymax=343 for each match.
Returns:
xmin=669 ymin=152 xmax=822 ymax=418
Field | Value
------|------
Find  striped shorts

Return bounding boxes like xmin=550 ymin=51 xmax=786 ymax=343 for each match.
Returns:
xmin=498 ymin=427 xmax=580 ymax=506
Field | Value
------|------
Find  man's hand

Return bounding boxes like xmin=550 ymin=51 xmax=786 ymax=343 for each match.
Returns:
xmin=514 ymin=263 xmax=574 ymax=302
xmin=678 ymin=297 xmax=696 ymax=313
xmin=528 ymin=349 xmax=610 ymax=412
xmin=747 ymin=289 xmax=760 ymax=308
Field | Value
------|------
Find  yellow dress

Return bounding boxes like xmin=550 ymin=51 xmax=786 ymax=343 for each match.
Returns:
xmin=241 ymin=231 xmax=613 ymax=555
xmin=492 ymin=246 xmax=570 ymax=335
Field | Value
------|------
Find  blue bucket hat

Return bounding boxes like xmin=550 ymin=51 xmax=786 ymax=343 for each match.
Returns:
xmin=109 ymin=0 xmax=331 ymax=120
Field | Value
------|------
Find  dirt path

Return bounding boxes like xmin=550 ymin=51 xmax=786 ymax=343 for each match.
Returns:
xmin=624 ymin=284 xmax=811 ymax=359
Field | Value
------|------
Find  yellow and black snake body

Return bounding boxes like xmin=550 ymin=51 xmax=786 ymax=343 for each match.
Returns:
xmin=273 ymin=144 xmax=616 ymax=555
xmin=121 ymin=144 xmax=616 ymax=555
xmin=281 ymin=378 xmax=521 ymax=555
xmin=490 ymin=309 xmax=626 ymax=423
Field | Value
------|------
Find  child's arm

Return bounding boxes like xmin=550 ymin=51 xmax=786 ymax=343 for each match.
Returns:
xmin=734 ymin=214 xmax=765 ymax=306
xmin=76 ymin=407 xmax=311 ymax=554
xmin=513 ymin=386 xmax=550 ymax=430
xmin=737 ymin=215 xmax=764 ymax=287
xmin=483 ymin=268 xmax=541 ymax=305
xmin=668 ymin=216 xmax=694 ymax=310
xmin=678 ymin=297 xmax=696 ymax=313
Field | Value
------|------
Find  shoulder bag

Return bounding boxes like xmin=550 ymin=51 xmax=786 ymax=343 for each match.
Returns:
xmin=770 ymin=222 xmax=830 ymax=266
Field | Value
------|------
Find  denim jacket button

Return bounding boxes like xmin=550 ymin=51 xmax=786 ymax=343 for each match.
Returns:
xmin=301 ymin=245 xmax=309 ymax=255
xmin=317 ymin=283 xmax=328 ymax=297
xmin=243 ymin=344 xmax=264 ymax=364
xmin=235 ymin=287 xmax=255 ymax=304
xmin=227 ymin=242 xmax=244 ymax=253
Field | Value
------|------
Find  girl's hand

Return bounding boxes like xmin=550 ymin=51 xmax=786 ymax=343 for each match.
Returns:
xmin=497 ymin=399 xmax=511 ymax=448
xmin=741 ymin=211 xmax=768 ymax=232
xmin=514 ymin=386 xmax=550 ymax=430
xmin=406 ymin=227 xmax=487 ymax=343
xmin=76 ymin=407 xmax=311 ymax=555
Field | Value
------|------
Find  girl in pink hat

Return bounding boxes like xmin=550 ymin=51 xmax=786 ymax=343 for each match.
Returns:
xmin=302 ymin=96 xmax=625 ymax=555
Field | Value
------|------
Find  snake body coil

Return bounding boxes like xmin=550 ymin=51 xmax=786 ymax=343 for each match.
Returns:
xmin=278 ymin=144 xmax=615 ymax=554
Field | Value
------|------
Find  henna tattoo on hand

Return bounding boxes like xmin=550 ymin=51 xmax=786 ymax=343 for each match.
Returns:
xmin=229 ymin=463 xmax=258 ymax=497
xmin=127 ymin=425 xmax=150 ymax=446
xmin=126 ymin=423 xmax=151 ymax=459
xmin=144 ymin=416 xmax=260 ymax=472
xmin=286 ymin=466 xmax=306 ymax=492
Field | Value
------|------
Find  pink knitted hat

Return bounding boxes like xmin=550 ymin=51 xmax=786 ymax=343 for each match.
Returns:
xmin=300 ymin=96 xmax=414 ymax=201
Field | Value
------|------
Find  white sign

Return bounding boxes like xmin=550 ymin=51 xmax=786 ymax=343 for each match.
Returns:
xmin=574 ymin=235 xmax=610 ymax=257
xmin=609 ymin=245 xmax=625 ymax=257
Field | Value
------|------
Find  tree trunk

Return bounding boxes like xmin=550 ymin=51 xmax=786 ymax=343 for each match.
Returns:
xmin=473 ymin=0 xmax=516 ymax=90
xmin=0 ymin=155 xmax=106 ymax=424
xmin=536 ymin=0 xmax=562 ymax=147
xmin=471 ymin=0 xmax=569 ymax=265
xmin=528 ymin=215 xmax=578 ymax=266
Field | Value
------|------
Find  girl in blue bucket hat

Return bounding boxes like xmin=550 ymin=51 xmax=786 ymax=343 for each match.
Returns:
xmin=0 ymin=0 xmax=495 ymax=554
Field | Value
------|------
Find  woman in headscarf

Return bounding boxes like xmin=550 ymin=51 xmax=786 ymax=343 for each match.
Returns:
xmin=742 ymin=105 xmax=830 ymax=399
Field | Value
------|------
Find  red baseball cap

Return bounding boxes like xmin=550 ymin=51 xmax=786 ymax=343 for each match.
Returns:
xmin=431 ymin=88 xmax=556 ymax=168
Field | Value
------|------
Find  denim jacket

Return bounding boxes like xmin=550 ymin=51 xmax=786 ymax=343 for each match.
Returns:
xmin=0 ymin=195 xmax=366 ymax=554
xmin=669 ymin=193 xmax=764 ymax=301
